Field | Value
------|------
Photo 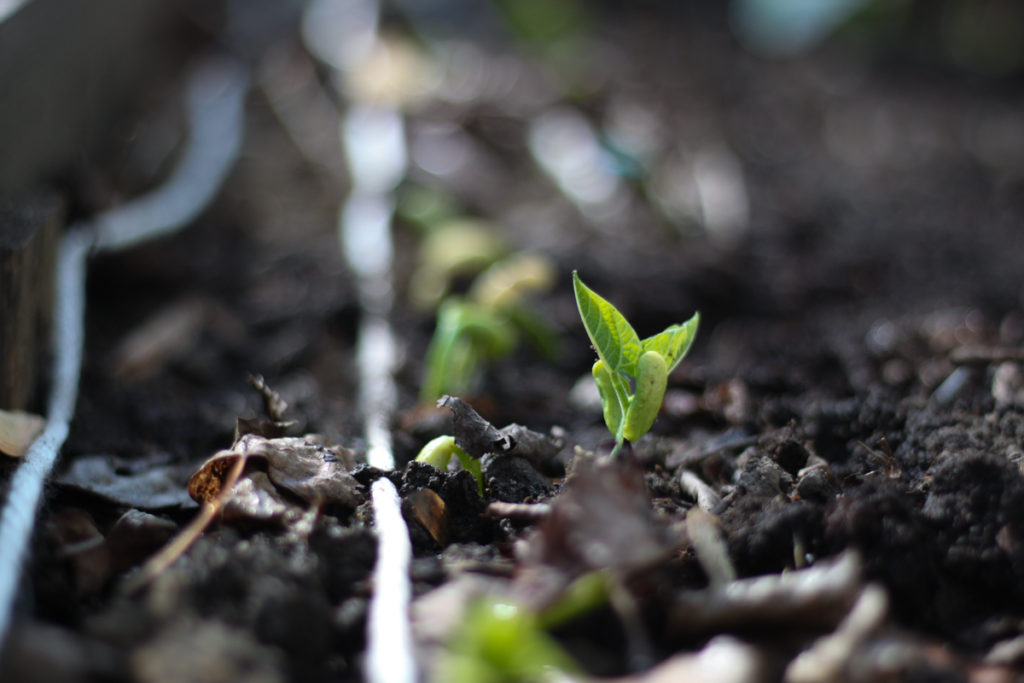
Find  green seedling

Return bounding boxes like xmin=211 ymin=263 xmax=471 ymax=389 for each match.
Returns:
xmin=438 ymin=597 xmax=581 ymax=683
xmin=408 ymin=218 xmax=507 ymax=311
xmin=536 ymin=570 xmax=609 ymax=629
xmin=421 ymin=253 xmax=557 ymax=402
xmin=415 ymin=435 xmax=483 ymax=494
xmin=573 ymin=271 xmax=699 ymax=457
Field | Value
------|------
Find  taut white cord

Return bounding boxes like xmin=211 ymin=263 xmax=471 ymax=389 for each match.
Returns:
xmin=366 ymin=478 xmax=416 ymax=683
xmin=307 ymin=1 xmax=418 ymax=677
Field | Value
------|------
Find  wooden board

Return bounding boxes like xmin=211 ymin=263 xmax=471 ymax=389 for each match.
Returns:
xmin=0 ymin=194 xmax=62 ymax=410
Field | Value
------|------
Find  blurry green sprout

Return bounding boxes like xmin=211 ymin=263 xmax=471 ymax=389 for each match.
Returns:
xmin=573 ymin=271 xmax=699 ymax=457
xmin=409 ymin=218 xmax=507 ymax=311
xmin=438 ymin=597 xmax=580 ymax=683
xmin=420 ymin=253 xmax=558 ymax=402
xmin=415 ymin=435 xmax=483 ymax=495
xmin=535 ymin=570 xmax=609 ymax=629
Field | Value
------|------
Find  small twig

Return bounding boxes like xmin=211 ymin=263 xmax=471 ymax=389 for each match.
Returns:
xmin=700 ymin=435 xmax=759 ymax=458
xmin=856 ymin=440 xmax=901 ymax=479
xmin=607 ymin=573 xmax=656 ymax=672
xmin=669 ymin=551 xmax=864 ymax=637
xmin=686 ymin=508 xmax=735 ymax=587
xmin=950 ymin=345 xmax=1024 ymax=366
xmin=680 ymin=470 xmax=721 ymax=512
xmin=123 ymin=453 xmax=248 ymax=593
xmin=784 ymin=584 xmax=889 ymax=683
xmin=931 ymin=366 xmax=973 ymax=405
xmin=486 ymin=501 xmax=552 ymax=522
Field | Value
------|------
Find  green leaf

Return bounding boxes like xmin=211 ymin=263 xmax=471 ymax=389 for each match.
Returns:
xmin=641 ymin=311 xmax=700 ymax=373
xmin=456 ymin=301 xmax=518 ymax=358
xmin=573 ymin=271 xmax=641 ymax=376
xmin=420 ymin=300 xmax=484 ymax=401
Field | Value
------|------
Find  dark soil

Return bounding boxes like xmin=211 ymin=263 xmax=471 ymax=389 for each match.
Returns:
xmin=4 ymin=4 xmax=1024 ymax=682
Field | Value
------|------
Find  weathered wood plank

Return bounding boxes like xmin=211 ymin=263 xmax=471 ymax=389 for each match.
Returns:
xmin=0 ymin=193 xmax=62 ymax=410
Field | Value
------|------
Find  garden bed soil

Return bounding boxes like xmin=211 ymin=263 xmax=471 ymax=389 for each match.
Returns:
xmin=3 ymin=5 xmax=1024 ymax=682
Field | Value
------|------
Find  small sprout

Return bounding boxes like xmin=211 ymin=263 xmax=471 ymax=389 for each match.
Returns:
xmin=469 ymin=253 xmax=556 ymax=312
xmin=396 ymin=184 xmax=460 ymax=233
xmin=420 ymin=300 xmax=517 ymax=402
xmin=415 ymin=435 xmax=483 ymax=494
xmin=537 ymin=570 xmax=610 ymax=628
xmin=438 ymin=597 xmax=580 ymax=683
xmin=409 ymin=219 xmax=507 ymax=311
xmin=420 ymin=253 xmax=557 ymax=402
xmin=573 ymin=271 xmax=699 ymax=457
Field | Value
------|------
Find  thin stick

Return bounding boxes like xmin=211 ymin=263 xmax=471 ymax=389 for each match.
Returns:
xmin=123 ymin=453 xmax=247 ymax=594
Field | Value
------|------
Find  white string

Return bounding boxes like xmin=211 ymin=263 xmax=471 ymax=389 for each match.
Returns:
xmin=312 ymin=5 xmax=418 ymax=677
xmin=366 ymin=478 xmax=416 ymax=683
xmin=338 ymin=108 xmax=418 ymax=683
xmin=0 ymin=56 xmax=249 ymax=650
xmin=95 ymin=59 xmax=249 ymax=252
xmin=357 ymin=316 xmax=398 ymax=470
xmin=0 ymin=229 xmax=89 ymax=647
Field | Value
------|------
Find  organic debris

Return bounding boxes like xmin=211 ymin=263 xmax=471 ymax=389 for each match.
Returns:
xmin=188 ymin=434 xmax=363 ymax=511
xmin=0 ymin=409 xmax=45 ymax=457
xmin=514 ymin=455 xmax=680 ymax=609
xmin=668 ymin=551 xmax=864 ymax=638
xmin=126 ymin=432 xmax=363 ymax=592
xmin=56 ymin=455 xmax=195 ymax=510
xmin=406 ymin=487 xmax=449 ymax=545
xmin=234 ymin=374 xmax=297 ymax=440
xmin=440 ymin=395 xmax=562 ymax=465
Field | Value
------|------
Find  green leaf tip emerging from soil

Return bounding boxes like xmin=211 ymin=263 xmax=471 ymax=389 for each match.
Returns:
xmin=572 ymin=271 xmax=641 ymax=376
xmin=415 ymin=434 xmax=484 ymax=495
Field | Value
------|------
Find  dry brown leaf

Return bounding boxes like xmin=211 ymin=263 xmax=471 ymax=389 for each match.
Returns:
xmin=0 ymin=409 xmax=45 ymax=457
xmin=132 ymin=433 xmax=363 ymax=593
xmin=57 ymin=455 xmax=194 ymax=510
xmin=249 ymin=374 xmax=288 ymax=422
xmin=440 ymin=395 xmax=561 ymax=465
xmin=221 ymin=471 xmax=297 ymax=523
xmin=256 ymin=436 xmax=362 ymax=507
xmin=187 ymin=449 xmax=244 ymax=504
xmin=188 ymin=434 xmax=363 ymax=509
